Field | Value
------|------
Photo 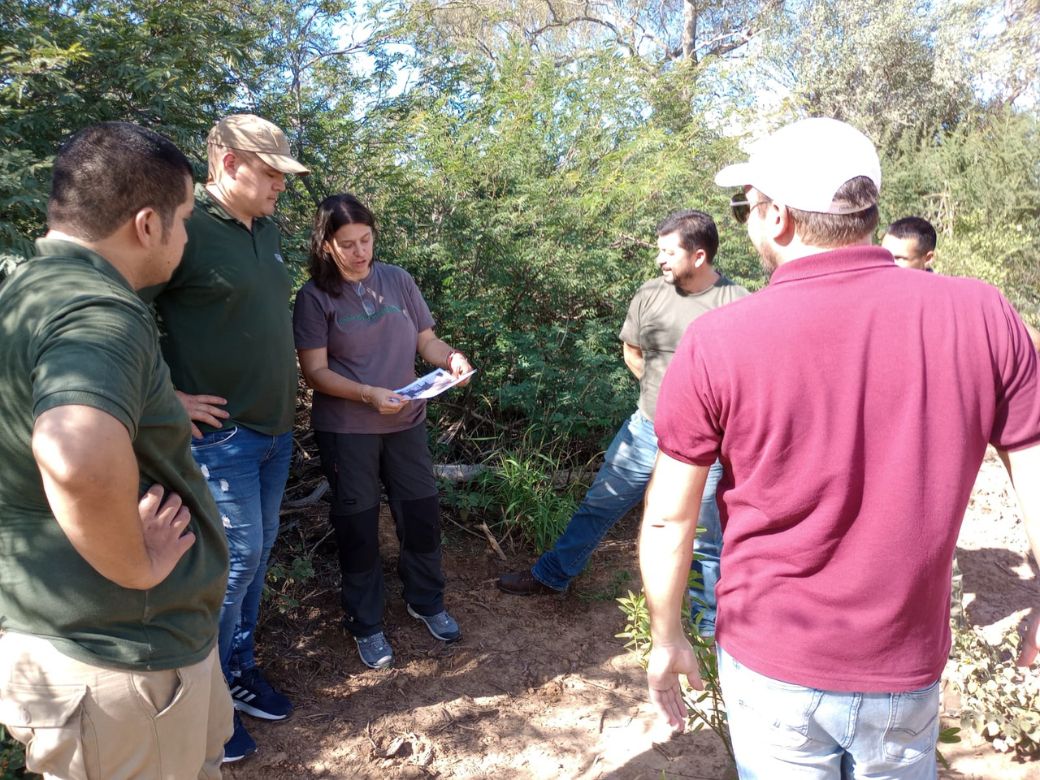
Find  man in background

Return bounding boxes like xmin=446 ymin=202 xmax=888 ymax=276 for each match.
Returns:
xmin=0 ymin=122 xmax=230 ymax=778
xmin=498 ymin=210 xmax=748 ymax=636
xmin=881 ymin=215 xmax=936 ymax=271
xmin=641 ymin=118 xmax=1040 ymax=778
xmin=146 ymin=114 xmax=309 ymax=762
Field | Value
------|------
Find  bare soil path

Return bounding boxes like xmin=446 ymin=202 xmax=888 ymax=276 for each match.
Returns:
xmin=226 ymin=450 xmax=1039 ymax=779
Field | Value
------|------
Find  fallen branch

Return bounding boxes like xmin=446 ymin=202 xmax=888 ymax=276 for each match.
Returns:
xmin=479 ymin=521 xmax=507 ymax=562
xmin=281 ymin=478 xmax=329 ymax=511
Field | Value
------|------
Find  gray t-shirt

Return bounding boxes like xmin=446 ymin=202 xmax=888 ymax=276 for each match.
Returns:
xmin=293 ymin=262 xmax=436 ymax=434
xmin=619 ymin=274 xmax=749 ymax=420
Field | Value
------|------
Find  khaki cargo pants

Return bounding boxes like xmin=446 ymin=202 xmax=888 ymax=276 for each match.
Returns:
xmin=0 ymin=631 xmax=232 ymax=779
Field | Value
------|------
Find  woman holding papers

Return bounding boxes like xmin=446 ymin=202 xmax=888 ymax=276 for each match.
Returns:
xmin=293 ymin=193 xmax=473 ymax=670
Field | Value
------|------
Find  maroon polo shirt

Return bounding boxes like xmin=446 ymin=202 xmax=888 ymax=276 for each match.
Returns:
xmin=655 ymin=244 xmax=1040 ymax=692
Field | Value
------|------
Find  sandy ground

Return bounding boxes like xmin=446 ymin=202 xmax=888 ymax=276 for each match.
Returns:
xmin=225 ymin=449 xmax=1040 ymax=779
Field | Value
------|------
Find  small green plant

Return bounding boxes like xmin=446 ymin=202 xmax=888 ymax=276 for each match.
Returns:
xmin=265 ymin=553 xmax=317 ymax=614
xmin=617 ymin=562 xmax=734 ymax=765
xmin=478 ymin=446 xmax=580 ymax=553
xmin=946 ymin=622 xmax=1040 ymax=755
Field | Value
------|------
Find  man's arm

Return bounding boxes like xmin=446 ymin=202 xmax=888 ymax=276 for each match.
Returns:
xmin=639 ymin=451 xmax=711 ymax=732
xmin=623 ymin=342 xmax=645 ymax=380
xmin=1002 ymin=444 xmax=1040 ymax=664
xmin=32 ymin=405 xmax=196 ymax=590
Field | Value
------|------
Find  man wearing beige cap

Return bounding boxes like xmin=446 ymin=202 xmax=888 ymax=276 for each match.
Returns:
xmin=146 ymin=114 xmax=309 ymax=762
xmin=639 ymin=118 xmax=1040 ymax=778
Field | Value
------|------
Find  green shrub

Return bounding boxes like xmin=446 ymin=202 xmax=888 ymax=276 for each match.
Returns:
xmin=476 ymin=444 xmax=584 ymax=553
xmin=0 ymin=726 xmax=27 ymax=779
xmin=947 ymin=621 xmax=1040 ymax=755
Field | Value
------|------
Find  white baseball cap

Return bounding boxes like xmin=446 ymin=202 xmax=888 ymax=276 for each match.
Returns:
xmin=715 ymin=118 xmax=881 ymax=213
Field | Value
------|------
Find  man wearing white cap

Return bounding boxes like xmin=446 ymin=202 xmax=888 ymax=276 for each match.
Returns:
xmin=639 ymin=117 xmax=1040 ymax=778
xmin=145 ymin=114 xmax=309 ymax=762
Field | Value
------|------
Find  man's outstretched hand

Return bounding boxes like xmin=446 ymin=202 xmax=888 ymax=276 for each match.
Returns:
xmin=647 ymin=637 xmax=702 ymax=733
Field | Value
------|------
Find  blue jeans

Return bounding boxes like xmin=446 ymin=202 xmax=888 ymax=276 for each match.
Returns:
xmin=532 ymin=411 xmax=722 ymax=629
xmin=718 ymin=646 xmax=940 ymax=779
xmin=191 ymin=426 xmax=292 ymax=682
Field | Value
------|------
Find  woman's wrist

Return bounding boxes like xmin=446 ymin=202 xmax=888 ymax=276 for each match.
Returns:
xmin=444 ymin=349 xmax=461 ymax=370
xmin=359 ymin=384 xmax=371 ymax=404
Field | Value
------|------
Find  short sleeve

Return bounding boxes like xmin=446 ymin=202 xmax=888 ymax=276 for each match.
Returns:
xmin=293 ymin=285 xmax=332 ymax=350
xmin=990 ymin=293 xmax=1040 ymax=451
xmin=402 ymin=273 xmax=435 ymax=332
xmin=654 ymin=326 xmax=723 ymax=466
xmin=31 ymin=296 xmax=152 ymax=439
xmin=619 ymin=287 xmax=644 ymax=346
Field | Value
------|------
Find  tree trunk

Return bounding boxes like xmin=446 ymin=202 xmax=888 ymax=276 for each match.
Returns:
xmin=682 ymin=0 xmax=697 ymax=62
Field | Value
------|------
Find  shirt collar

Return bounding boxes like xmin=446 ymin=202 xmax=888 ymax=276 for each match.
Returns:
xmin=33 ymin=237 xmax=134 ymax=293
xmin=768 ymin=245 xmax=895 ymax=286
xmin=196 ymin=183 xmax=270 ymax=230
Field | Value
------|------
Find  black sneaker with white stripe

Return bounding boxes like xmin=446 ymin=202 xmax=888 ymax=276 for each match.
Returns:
xmin=229 ymin=668 xmax=293 ymax=721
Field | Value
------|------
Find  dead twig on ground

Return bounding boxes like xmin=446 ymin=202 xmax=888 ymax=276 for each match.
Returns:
xmin=479 ymin=521 xmax=507 ymax=562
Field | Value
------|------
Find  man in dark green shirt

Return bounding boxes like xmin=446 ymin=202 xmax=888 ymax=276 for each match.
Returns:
xmin=146 ymin=114 xmax=308 ymax=762
xmin=0 ymin=123 xmax=231 ymax=778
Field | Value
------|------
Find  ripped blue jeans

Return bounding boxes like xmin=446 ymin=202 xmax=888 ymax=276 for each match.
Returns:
xmin=191 ymin=426 xmax=292 ymax=682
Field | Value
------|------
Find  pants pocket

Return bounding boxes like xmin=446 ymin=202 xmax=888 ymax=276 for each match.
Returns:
xmin=883 ymin=680 xmax=940 ymax=763
xmin=0 ymin=681 xmax=89 ymax=777
xmin=130 ymin=667 xmax=188 ymax=718
xmin=721 ymin=653 xmax=822 ymax=752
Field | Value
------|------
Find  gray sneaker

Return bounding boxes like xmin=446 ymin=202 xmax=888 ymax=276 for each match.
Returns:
xmin=355 ymin=632 xmax=394 ymax=669
xmin=407 ymin=605 xmax=461 ymax=642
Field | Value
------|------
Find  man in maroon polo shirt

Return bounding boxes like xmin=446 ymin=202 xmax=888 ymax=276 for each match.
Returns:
xmin=639 ymin=117 xmax=1040 ymax=779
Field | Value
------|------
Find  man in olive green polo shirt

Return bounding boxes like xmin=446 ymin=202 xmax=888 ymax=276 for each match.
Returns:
xmin=146 ymin=114 xmax=309 ymax=762
xmin=0 ymin=123 xmax=231 ymax=778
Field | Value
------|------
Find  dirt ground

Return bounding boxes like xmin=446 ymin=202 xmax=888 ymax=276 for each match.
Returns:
xmin=226 ymin=450 xmax=1040 ymax=780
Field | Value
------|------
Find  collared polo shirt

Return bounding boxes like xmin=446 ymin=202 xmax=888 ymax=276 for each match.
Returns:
xmin=656 ymin=245 xmax=1040 ymax=692
xmin=0 ymin=239 xmax=228 ymax=670
xmin=144 ymin=185 xmax=297 ymax=435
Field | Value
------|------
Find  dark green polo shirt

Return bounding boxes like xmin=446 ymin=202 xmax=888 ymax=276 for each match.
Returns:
xmin=0 ymin=239 xmax=228 ymax=670
xmin=144 ymin=185 xmax=297 ymax=435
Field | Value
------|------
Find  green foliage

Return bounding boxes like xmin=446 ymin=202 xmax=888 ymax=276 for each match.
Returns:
xmin=0 ymin=726 xmax=27 ymax=780
xmin=947 ymin=621 xmax=1040 ymax=755
xmin=880 ymin=110 xmax=1040 ymax=323
xmin=477 ymin=444 xmax=582 ymax=553
xmin=0 ymin=0 xmax=263 ymax=253
xmin=265 ymin=552 xmax=317 ymax=614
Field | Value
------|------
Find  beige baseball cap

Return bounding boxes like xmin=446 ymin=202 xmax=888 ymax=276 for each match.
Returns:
xmin=715 ymin=118 xmax=880 ymax=213
xmin=207 ymin=114 xmax=310 ymax=175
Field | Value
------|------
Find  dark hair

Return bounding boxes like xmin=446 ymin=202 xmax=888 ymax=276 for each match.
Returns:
xmin=786 ymin=176 xmax=880 ymax=247
xmin=309 ymin=193 xmax=378 ymax=294
xmin=884 ymin=216 xmax=937 ymax=254
xmin=655 ymin=209 xmax=719 ymax=263
xmin=48 ymin=122 xmax=192 ymax=242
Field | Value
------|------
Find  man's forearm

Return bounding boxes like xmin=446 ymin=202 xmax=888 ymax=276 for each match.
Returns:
xmin=639 ymin=453 xmax=710 ymax=644
xmin=1005 ymin=445 xmax=1040 ymax=565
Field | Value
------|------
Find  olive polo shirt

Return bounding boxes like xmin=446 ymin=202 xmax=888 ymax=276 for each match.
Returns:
xmin=0 ymin=239 xmax=228 ymax=670
xmin=143 ymin=185 xmax=297 ymax=435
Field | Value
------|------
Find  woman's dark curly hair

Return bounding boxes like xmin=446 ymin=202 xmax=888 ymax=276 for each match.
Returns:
xmin=308 ymin=193 xmax=378 ymax=295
